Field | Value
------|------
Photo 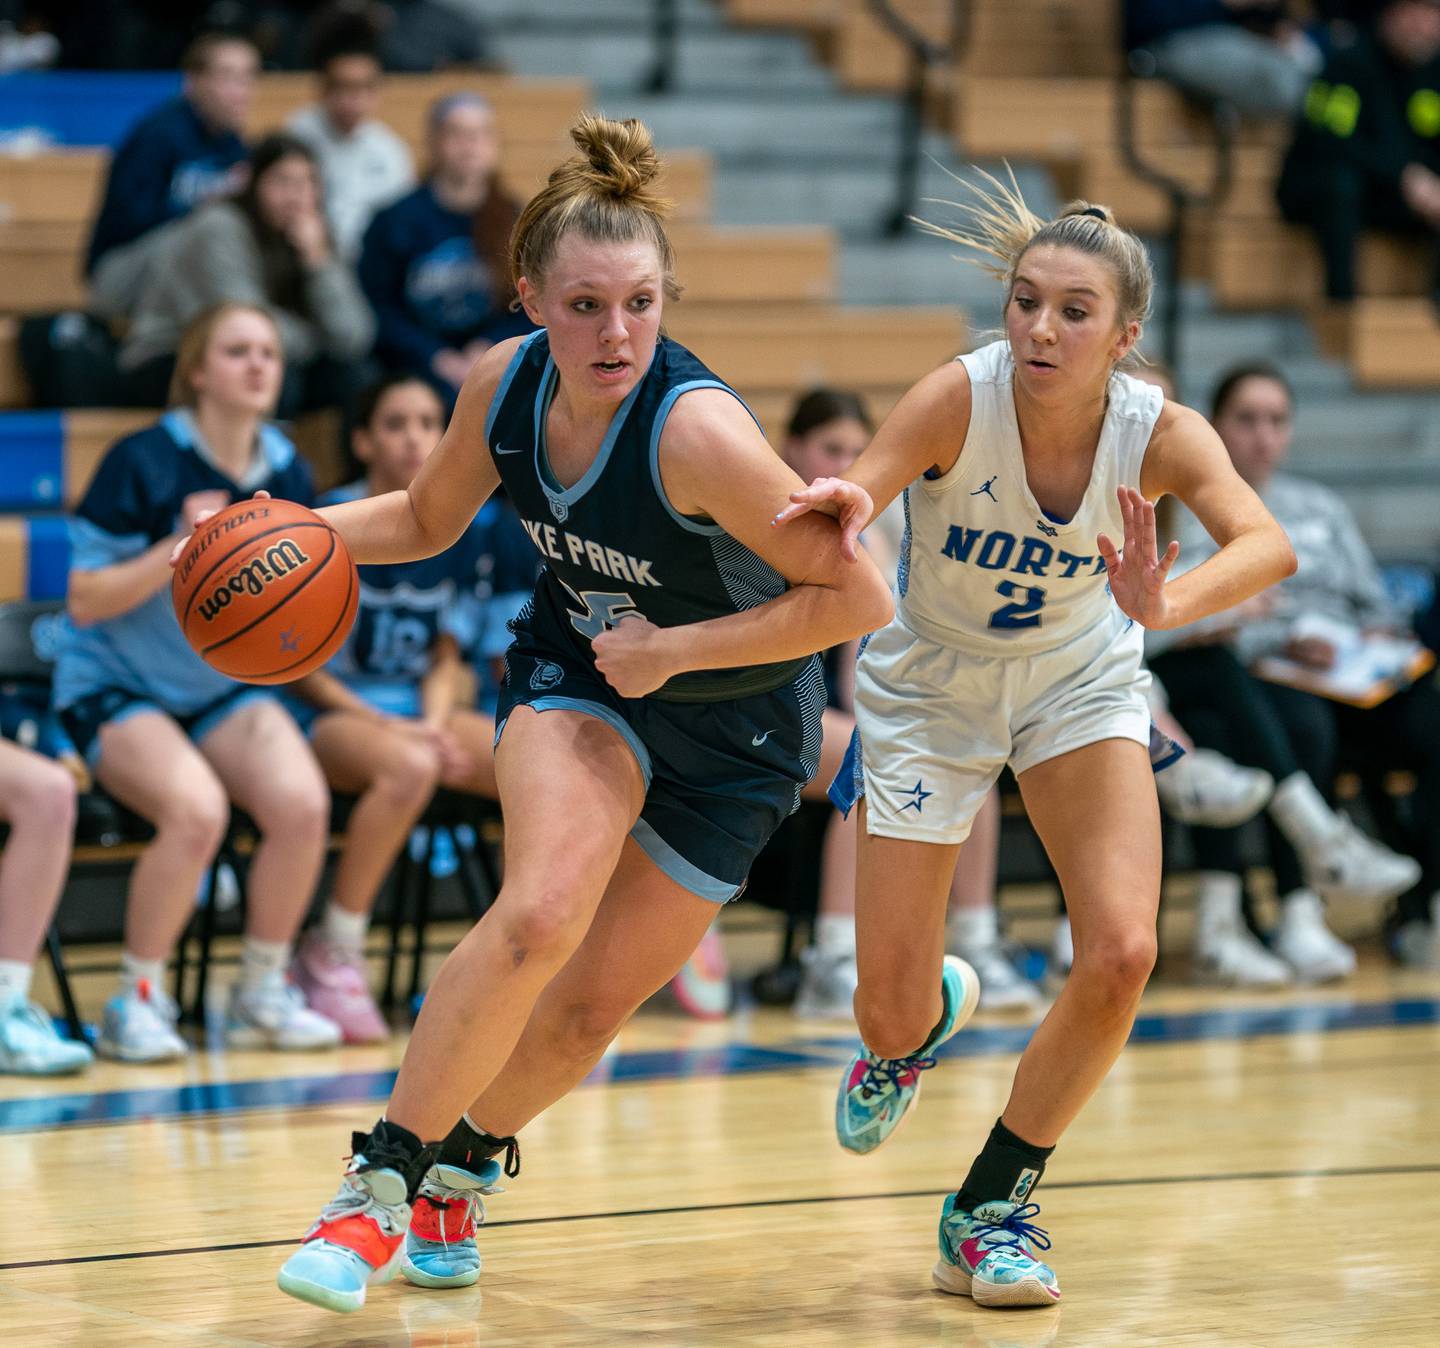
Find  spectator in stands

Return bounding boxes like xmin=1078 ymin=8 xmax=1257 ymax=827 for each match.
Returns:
xmin=286 ymin=11 xmax=416 ymax=263
xmin=53 ymin=303 xmax=342 ymax=1062
xmin=86 ymin=31 xmax=257 ymax=319
xmin=1277 ymin=0 xmax=1440 ymax=302
xmin=0 ymin=739 xmax=92 ymax=1075
xmin=1149 ymin=362 xmax=1433 ymax=982
xmin=1125 ymin=1 xmax=1322 ymax=118
xmin=285 ymin=375 xmax=535 ymax=1041
xmin=119 ymin=133 xmax=377 ymax=417
xmin=358 ymin=93 xmax=532 ymax=407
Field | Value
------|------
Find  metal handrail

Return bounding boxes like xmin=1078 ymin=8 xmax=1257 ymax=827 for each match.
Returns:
xmin=867 ymin=1 xmax=971 ymax=235
xmin=643 ymin=0 xmax=680 ymax=94
xmin=1117 ymin=49 xmax=1238 ymax=370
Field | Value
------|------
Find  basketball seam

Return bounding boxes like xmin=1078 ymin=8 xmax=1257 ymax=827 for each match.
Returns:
xmin=197 ymin=528 xmax=340 ymax=658
xmin=229 ymin=552 xmax=357 ymax=682
xmin=177 ymin=518 xmax=333 ymax=627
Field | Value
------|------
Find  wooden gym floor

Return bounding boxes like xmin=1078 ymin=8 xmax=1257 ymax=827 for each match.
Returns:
xmin=2 ymin=896 xmax=1437 ymax=1347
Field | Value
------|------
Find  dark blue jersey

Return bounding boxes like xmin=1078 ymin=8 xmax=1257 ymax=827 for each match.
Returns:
xmin=85 ymin=98 xmax=248 ymax=273
xmin=358 ymin=184 xmax=536 ymax=372
xmin=318 ymin=481 xmax=536 ymax=698
xmin=53 ymin=411 xmax=314 ymax=714
xmin=485 ymin=330 xmax=808 ymax=702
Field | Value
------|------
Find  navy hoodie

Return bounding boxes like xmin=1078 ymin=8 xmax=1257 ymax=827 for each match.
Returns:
xmin=85 ymin=97 xmax=247 ymax=275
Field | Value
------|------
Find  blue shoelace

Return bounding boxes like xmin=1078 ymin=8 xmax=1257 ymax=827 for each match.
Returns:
xmin=954 ymin=1202 xmax=1053 ymax=1257
xmin=855 ymin=1053 xmax=938 ymax=1098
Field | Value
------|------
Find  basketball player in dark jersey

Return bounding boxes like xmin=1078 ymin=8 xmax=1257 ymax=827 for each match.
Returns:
xmin=273 ymin=114 xmax=894 ymax=1313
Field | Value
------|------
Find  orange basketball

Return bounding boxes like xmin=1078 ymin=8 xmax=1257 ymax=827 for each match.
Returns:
xmin=171 ymin=498 xmax=358 ymax=685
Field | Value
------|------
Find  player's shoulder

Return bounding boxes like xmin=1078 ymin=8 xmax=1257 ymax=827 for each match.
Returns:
xmin=890 ymin=359 xmax=973 ymax=439
xmin=1149 ymin=399 xmax=1214 ymax=451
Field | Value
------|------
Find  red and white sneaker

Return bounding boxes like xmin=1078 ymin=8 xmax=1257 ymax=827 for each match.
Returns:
xmin=277 ymin=1126 xmax=431 ymax=1313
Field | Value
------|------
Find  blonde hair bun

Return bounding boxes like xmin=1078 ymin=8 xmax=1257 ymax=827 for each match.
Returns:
xmin=1058 ymin=200 xmax=1118 ymax=226
xmin=569 ymin=113 xmax=665 ymax=205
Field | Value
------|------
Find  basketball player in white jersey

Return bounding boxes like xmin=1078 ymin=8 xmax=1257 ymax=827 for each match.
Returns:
xmin=776 ymin=179 xmax=1296 ymax=1307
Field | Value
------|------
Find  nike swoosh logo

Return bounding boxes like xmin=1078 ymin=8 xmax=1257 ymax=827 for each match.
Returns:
xmin=752 ymin=730 xmax=774 ymax=746
xmin=493 ymin=442 xmax=526 ymax=455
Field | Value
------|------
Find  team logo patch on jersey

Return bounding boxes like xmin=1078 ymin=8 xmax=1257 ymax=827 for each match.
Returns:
xmin=548 ymin=495 xmax=570 ymax=524
xmin=530 ymin=660 xmax=564 ymax=691
xmin=1036 ymin=518 xmax=1059 ymax=538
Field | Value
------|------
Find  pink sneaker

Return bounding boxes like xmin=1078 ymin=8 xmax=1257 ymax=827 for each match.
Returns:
xmin=292 ymin=933 xmax=389 ymax=1044
xmin=668 ymin=928 xmax=732 ymax=1020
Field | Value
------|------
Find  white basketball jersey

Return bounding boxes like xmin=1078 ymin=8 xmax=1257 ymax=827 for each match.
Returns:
xmin=895 ymin=340 xmax=1163 ymax=656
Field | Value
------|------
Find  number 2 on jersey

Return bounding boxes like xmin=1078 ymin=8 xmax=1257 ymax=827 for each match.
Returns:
xmin=988 ymin=580 xmax=1047 ymax=630
xmin=562 ymin=581 xmax=639 ymax=640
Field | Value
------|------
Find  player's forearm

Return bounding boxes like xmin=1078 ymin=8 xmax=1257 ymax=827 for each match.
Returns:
xmin=660 ymin=563 xmax=893 ymax=675
xmin=66 ymin=537 xmax=178 ymax=626
xmin=291 ymin=669 xmax=376 ymax=716
xmin=1156 ymin=522 xmax=1295 ymax=631
xmin=319 ymin=486 xmax=476 ymax=566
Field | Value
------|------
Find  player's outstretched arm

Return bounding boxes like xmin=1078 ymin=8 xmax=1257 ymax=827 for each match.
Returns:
xmin=316 ymin=340 xmax=517 ymax=565
xmin=1130 ymin=401 xmax=1297 ymax=630
xmin=589 ymin=389 xmax=895 ymax=698
xmin=773 ymin=360 xmax=972 ymax=560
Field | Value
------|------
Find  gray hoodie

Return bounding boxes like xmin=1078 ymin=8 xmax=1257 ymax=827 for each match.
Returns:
xmin=120 ymin=200 xmax=376 ymax=370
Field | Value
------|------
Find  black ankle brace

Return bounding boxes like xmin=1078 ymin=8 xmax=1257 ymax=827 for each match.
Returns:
xmin=437 ymin=1117 xmax=522 ymax=1179
xmin=353 ymin=1119 xmax=442 ymax=1203
xmin=956 ymin=1117 xmax=1055 ymax=1212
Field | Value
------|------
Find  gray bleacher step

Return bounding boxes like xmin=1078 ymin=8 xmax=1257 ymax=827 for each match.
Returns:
xmin=490 ymin=31 xmax=831 ymax=95
xmin=575 ymin=93 xmax=906 ymax=154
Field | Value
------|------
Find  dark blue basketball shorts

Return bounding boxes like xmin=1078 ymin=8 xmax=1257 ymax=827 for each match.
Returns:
xmin=496 ymin=621 xmax=826 ymax=902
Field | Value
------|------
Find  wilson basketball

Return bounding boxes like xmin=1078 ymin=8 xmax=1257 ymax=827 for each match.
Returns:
xmin=171 ymin=498 xmax=358 ymax=684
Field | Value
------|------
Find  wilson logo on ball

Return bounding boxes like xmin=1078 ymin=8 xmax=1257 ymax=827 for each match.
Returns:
xmin=195 ymin=539 xmax=312 ymax=623
xmin=172 ymin=498 xmax=358 ymax=685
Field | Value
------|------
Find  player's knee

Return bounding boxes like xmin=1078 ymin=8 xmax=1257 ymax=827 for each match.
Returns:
xmin=855 ymin=987 xmax=932 ymax=1061
xmin=159 ymin=783 xmax=229 ymax=855
xmin=10 ymin=759 xmax=77 ymax=832
xmin=547 ymin=997 xmax=629 ymax=1062
xmin=1074 ymin=925 xmax=1156 ymax=1005
xmin=376 ymin=740 xmax=442 ymax=810
xmin=493 ymin=890 xmax=591 ymax=968
xmin=259 ymin=773 xmax=331 ymax=844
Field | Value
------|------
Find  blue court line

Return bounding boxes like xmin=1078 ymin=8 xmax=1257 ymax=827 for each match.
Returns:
xmin=2 ymin=997 xmax=1436 ymax=1135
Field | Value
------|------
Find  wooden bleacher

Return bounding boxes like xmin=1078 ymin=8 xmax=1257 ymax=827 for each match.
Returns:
xmin=729 ymin=0 xmax=1440 ymax=394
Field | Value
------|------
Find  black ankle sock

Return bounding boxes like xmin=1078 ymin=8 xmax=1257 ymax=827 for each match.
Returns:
xmin=355 ymin=1118 xmax=441 ymax=1202
xmin=437 ymin=1116 xmax=522 ymax=1178
xmin=956 ymin=1117 xmax=1055 ymax=1212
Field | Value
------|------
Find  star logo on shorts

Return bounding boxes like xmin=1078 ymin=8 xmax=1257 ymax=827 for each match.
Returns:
xmin=899 ymin=779 xmax=933 ymax=813
xmin=278 ymin=626 xmax=300 ymax=653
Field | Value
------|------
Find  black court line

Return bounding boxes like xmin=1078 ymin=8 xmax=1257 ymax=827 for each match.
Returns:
xmin=4 ymin=1163 xmax=1436 ymax=1273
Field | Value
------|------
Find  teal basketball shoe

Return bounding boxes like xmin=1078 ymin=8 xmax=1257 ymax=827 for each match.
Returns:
xmin=835 ymin=954 xmax=980 ymax=1154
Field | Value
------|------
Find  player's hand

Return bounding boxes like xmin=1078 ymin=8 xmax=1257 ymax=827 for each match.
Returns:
xmin=771 ymin=477 xmax=875 ymax=563
xmin=169 ymin=491 xmax=270 ymax=567
xmin=1096 ymin=485 xmax=1180 ymax=629
xmin=591 ymin=613 xmax=673 ymax=698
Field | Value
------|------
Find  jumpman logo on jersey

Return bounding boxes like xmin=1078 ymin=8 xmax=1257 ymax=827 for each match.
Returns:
xmin=970 ymin=476 xmax=999 ymax=503
xmin=1036 ymin=518 xmax=1059 ymax=538
xmin=899 ymin=780 xmax=933 ymax=814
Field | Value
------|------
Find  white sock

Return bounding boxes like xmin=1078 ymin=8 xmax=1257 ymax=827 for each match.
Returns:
xmin=814 ymin=913 xmax=856 ymax=958
xmin=948 ymin=905 xmax=999 ymax=951
xmin=1194 ymin=871 xmax=1243 ymax=941
xmin=1269 ymin=772 xmax=1341 ymax=852
xmin=239 ymin=936 xmax=291 ymax=992
xmin=0 ymin=959 xmax=33 ymax=1003
xmin=120 ymin=952 xmax=166 ymax=996
xmin=322 ymin=903 xmax=369 ymax=954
